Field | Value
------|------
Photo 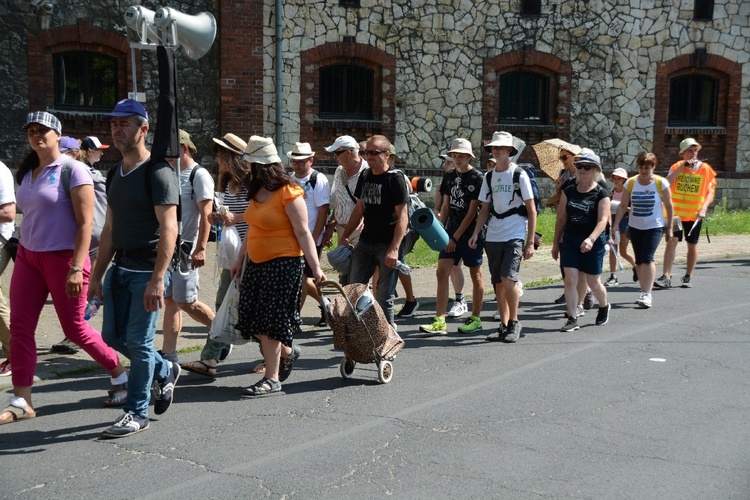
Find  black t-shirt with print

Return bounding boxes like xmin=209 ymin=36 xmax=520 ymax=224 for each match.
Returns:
xmin=439 ymin=168 xmax=483 ymax=240
xmin=354 ymin=168 xmax=409 ymax=245
xmin=563 ymin=183 xmax=609 ymax=237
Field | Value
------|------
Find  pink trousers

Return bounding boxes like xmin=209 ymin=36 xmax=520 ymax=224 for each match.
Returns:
xmin=10 ymin=246 xmax=120 ymax=386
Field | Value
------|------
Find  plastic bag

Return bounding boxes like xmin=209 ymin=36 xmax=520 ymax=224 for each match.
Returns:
xmin=218 ymin=225 xmax=241 ymax=269
xmin=209 ymin=277 xmax=252 ymax=345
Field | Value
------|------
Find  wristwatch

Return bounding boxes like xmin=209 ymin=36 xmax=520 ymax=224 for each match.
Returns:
xmin=70 ymin=265 xmax=83 ymax=273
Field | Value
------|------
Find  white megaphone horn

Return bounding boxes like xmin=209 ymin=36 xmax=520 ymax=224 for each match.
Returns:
xmin=124 ymin=5 xmax=160 ymax=46
xmin=154 ymin=7 xmax=217 ymax=60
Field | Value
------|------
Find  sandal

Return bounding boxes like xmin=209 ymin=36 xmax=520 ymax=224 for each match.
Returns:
xmin=0 ymin=404 xmax=36 ymax=425
xmin=252 ymin=362 xmax=266 ymax=374
xmin=181 ymin=360 xmax=217 ymax=378
xmin=104 ymin=382 xmax=128 ymax=407
xmin=242 ymin=377 xmax=281 ymax=397
xmin=278 ymin=344 xmax=300 ymax=382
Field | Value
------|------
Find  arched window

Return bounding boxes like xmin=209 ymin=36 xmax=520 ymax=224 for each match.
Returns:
xmin=669 ymin=75 xmax=718 ymax=126
xmin=319 ymin=64 xmax=374 ymax=120
xmin=54 ymin=51 xmax=118 ymax=111
xmin=498 ymin=71 xmax=549 ymax=124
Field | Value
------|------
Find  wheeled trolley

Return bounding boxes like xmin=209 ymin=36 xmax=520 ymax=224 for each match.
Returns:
xmin=317 ymin=281 xmax=404 ymax=384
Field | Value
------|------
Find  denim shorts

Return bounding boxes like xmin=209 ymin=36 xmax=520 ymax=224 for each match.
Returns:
xmin=439 ymin=237 xmax=484 ymax=268
xmin=559 ymin=233 xmax=606 ymax=275
xmin=629 ymin=227 xmax=664 ymax=264
xmin=164 ymin=266 xmax=199 ymax=303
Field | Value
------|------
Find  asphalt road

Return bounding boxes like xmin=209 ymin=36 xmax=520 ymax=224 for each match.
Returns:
xmin=1 ymin=257 xmax=750 ymax=499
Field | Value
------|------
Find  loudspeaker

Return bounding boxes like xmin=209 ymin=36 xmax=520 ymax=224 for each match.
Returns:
xmin=154 ymin=7 xmax=217 ymax=60
xmin=124 ymin=5 xmax=159 ymax=45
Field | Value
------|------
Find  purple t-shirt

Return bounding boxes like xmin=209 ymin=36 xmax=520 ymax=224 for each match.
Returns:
xmin=17 ymin=157 xmax=93 ymax=252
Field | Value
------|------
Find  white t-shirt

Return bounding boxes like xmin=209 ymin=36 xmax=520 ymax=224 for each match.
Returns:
xmin=628 ymin=176 xmax=670 ymax=230
xmin=0 ymin=162 xmax=15 ymax=241
xmin=294 ymin=171 xmax=330 ymax=246
xmin=479 ymin=163 xmax=534 ymax=243
xmin=180 ymin=163 xmax=215 ymax=244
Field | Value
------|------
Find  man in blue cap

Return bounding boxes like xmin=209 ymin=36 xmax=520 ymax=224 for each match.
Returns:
xmin=88 ymin=99 xmax=181 ymax=438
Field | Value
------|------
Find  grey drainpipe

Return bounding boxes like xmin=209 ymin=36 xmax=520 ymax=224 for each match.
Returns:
xmin=275 ymin=0 xmax=283 ymax=147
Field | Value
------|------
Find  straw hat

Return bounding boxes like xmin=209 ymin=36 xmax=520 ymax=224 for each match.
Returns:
xmin=212 ymin=133 xmax=247 ymax=156
xmin=242 ymin=136 xmax=281 ymax=164
xmin=286 ymin=142 xmax=315 ymax=160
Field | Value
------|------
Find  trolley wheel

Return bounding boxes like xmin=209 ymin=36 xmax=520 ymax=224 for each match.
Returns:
xmin=377 ymin=360 xmax=393 ymax=384
xmin=340 ymin=358 xmax=356 ymax=379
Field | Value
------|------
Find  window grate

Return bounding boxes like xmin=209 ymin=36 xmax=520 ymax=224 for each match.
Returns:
xmin=54 ymin=51 xmax=118 ymax=111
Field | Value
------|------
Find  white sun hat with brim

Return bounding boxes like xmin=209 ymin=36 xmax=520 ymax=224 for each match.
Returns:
xmin=242 ymin=136 xmax=281 ymax=164
xmin=573 ymin=148 xmax=601 ymax=168
xmin=447 ymin=138 xmax=475 ymax=158
xmin=438 ymin=153 xmax=454 ymax=162
xmin=484 ymin=131 xmax=518 ymax=156
xmin=287 ymin=142 xmax=315 ymax=160
xmin=678 ymin=138 xmax=701 ymax=154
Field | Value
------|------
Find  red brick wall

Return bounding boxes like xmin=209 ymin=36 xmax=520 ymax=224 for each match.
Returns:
xmin=483 ymin=46 xmax=572 ymax=164
xmin=654 ymin=52 xmax=742 ymax=176
xmin=299 ymin=38 xmax=396 ymax=163
xmin=218 ymin=0 xmax=265 ymax=139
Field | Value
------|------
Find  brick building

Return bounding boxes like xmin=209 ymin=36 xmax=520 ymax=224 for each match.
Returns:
xmin=1 ymin=0 xmax=748 ymax=206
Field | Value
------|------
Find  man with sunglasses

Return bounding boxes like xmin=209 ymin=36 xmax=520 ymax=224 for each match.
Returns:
xmin=323 ymin=136 xmax=368 ymax=285
xmin=339 ymin=135 xmax=409 ymax=328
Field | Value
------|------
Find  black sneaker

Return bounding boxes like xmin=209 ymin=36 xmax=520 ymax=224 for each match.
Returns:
xmin=101 ymin=411 xmax=149 ymax=438
xmin=317 ymin=306 xmax=328 ymax=327
xmin=396 ymin=300 xmax=420 ymax=318
xmin=560 ymin=316 xmax=580 ymax=332
xmin=503 ymin=320 xmax=522 ymax=343
xmin=632 ymin=268 xmax=638 ymax=282
xmin=485 ymin=324 xmax=506 ymax=342
xmin=554 ymin=293 xmax=566 ymax=304
xmin=583 ymin=291 xmax=594 ymax=310
xmin=154 ymin=361 xmax=181 ymax=415
xmin=680 ymin=275 xmax=692 ymax=288
xmin=219 ymin=344 xmax=233 ymax=361
xmin=51 ymin=338 xmax=80 ymax=354
xmin=595 ymin=303 xmax=611 ymax=326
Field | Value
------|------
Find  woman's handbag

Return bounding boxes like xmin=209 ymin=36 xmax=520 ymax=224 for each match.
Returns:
xmin=209 ymin=259 xmax=252 ymax=345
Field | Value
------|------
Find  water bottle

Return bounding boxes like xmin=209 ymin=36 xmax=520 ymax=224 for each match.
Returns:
xmin=396 ymin=260 xmax=411 ymax=275
xmin=84 ymin=297 xmax=101 ymax=321
xmin=216 ymin=220 xmax=223 ymax=242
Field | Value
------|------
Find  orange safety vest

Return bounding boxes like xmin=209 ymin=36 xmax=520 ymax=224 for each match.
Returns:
xmin=668 ymin=160 xmax=717 ymax=222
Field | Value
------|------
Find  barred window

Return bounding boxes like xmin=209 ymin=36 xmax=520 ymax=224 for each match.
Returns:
xmin=319 ymin=64 xmax=374 ymax=120
xmin=54 ymin=51 xmax=118 ymax=110
xmin=669 ymin=75 xmax=718 ymax=126
xmin=521 ymin=0 xmax=542 ymax=16
xmin=498 ymin=71 xmax=549 ymax=124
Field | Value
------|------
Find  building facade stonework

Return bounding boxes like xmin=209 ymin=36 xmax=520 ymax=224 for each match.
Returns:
xmin=1 ymin=0 xmax=748 ymax=206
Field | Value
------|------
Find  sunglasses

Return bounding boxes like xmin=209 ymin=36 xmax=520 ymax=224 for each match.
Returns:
xmin=559 ymin=155 xmax=569 ymax=161
xmin=361 ymin=150 xmax=386 ymax=157
xmin=576 ymin=163 xmax=596 ymax=171
xmin=332 ymin=149 xmax=349 ymax=157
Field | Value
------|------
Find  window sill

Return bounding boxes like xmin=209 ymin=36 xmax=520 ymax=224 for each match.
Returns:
xmin=665 ymin=126 xmax=726 ymax=135
xmin=494 ymin=123 xmax=559 ymax=133
xmin=314 ymin=118 xmax=382 ymax=130
xmin=47 ymin=108 xmax=110 ymax=121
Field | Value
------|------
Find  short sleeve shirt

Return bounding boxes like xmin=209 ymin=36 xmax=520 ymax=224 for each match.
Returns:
xmin=330 ymin=161 xmax=368 ymax=227
xmin=478 ymin=164 xmax=534 ymax=243
xmin=17 ymin=157 xmax=93 ymax=252
xmin=293 ymin=171 xmax=330 ymax=246
xmin=439 ymin=167 xmax=483 ymax=240
xmin=562 ymin=183 xmax=609 ymax=236
xmin=0 ymin=161 xmax=16 ymax=241
xmin=180 ymin=163 xmax=215 ymax=243
xmin=245 ymin=184 xmax=305 ymax=263
xmin=354 ymin=168 xmax=410 ymax=245
xmin=108 ymin=159 xmax=180 ymax=270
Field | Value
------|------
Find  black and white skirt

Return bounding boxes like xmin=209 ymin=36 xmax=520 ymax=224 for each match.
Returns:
xmin=237 ymin=256 xmax=304 ymax=347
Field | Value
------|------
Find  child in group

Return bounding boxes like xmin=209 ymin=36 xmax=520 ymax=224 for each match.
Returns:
xmin=604 ymin=168 xmax=637 ymax=285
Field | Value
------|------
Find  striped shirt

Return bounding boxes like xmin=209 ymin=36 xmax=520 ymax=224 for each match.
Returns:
xmin=219 ymin=184 xmax=249 ymax=241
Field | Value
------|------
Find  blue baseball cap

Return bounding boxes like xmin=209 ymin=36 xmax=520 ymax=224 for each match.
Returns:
xmin=102 ymin=98 xmax=149 ymax=121
xmin=59 ymin=136 xmax=80 ymax=152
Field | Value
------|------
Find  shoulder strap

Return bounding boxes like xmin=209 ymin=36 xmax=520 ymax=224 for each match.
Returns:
xmin=655 ymin=175 xmax=663 ymax=193
xmin=59 ymin=156 xmax=75 ymax=197
xmin=188 ymin=165 xmax=205 ymax=199
xmin=308 ymin=170 xmax=319 ymax=190
xmin=626 ymin=177 xmax=635 ymax=194
xmin=486 ymin=169 xmax=494 ymax=195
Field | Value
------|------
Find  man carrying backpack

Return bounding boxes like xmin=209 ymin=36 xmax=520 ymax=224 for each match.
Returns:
xmin=469 ymin=131 xmax=537 ymax=343
xmin=160 ymin=130 xmax=216 ymax=363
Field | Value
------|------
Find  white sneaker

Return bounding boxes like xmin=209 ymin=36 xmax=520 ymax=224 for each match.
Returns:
xmin=575 ymin=305 xmax=585 ymax=318
xmin=493 ymin=311 xmax=502 ymax=320
xmin=447 ymin=300 xmax=468 ymax=318
xmin=636 ymin=292 xmax=652 ymax=308
xmin=517 ymin=281 xmax=524 ymax=297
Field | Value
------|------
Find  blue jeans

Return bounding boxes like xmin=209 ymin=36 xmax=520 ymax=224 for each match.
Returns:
xmin=349 ymin=239 xmax=403 ymax=325
xmin=102 ymin=266 xmax=170 ymax=418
